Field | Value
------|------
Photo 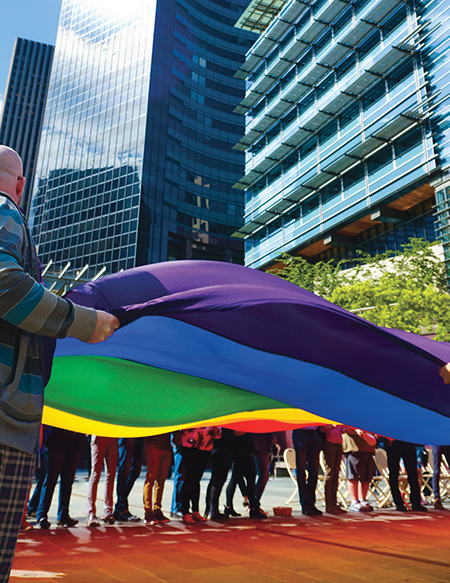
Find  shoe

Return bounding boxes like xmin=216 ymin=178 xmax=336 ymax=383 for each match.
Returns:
xmin=349 ymin=501 xmax=361 ymax=512
xmin=335 ymin=505 xmax=347 ymax=514
xmin=182 ymin=513 xmax=195 ymax=524
xmin=100 ymin=514 xmax=115 ymax=525
xmin=359 ymin=501 xmax=373 ymax=512
xmin=224 ymin=506 xmax=241 ymax=517
xmin=411 ymin=504 xmax=428 ymax=512
xmin=114 ymin=510 xmax=141 ymax=522
xmin=303 ymin=506 xmax=322 ymax=516
xmin=396 ymin=505 xmax=408 ymax=512
xmin=21 ymin=519 xmax=34 ymax=531
xmin=434 ymin=500 xmax=446 ymax=510
xmin=144 ymin=511 xmax=157 ymax=525
xmin=86 ymin=513 xmax=100 ymax=527
xmin=191 ymin=511 xmax=207 ymax=522
xmin=249 ymin=507 xmax=267 ymax=519
xmin=207 ymin=511 xmax=229 ymax=521
xmin=124 ymin=510 xmax=141 ymax=522
xmin=154 ymin=510 xmax=170 ymax=523
xmin=57 ymin=517 xmax=79 ymax=527
xmin=114 ymin=511 xmax=128 ymax=522
xmin=27 ymin=510 xmax=36 ymax=518
xmin=170 ymin=511 xmax=184 ymax=519
xmin=39 ymin=518 xmax=51 ymax=529
xmin=326 ymin=506 xmax=341 ymax=515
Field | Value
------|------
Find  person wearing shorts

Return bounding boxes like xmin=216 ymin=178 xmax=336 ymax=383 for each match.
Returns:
xmin=343 ymin=430 xmax=376 ymax=512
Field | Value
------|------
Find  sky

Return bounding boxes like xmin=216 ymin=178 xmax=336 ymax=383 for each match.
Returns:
xmin=0 ymin=0 xmax=62 ymax=113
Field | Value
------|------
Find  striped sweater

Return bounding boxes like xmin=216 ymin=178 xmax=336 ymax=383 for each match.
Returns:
xmin=0 ymin=192 xmax=97 ymax=454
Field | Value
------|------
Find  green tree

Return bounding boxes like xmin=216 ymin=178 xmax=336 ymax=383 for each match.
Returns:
xmin=269 ymin=239 xmax=450 ymax=341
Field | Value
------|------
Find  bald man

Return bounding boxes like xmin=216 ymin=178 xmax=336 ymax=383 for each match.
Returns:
xmin=0 ymin=146 xmax=120 ymax=582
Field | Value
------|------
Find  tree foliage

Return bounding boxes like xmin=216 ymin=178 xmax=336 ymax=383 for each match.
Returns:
xmin=269 ymin=239 xmax=450 ymax=341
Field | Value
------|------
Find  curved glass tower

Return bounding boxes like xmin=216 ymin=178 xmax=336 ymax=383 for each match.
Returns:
xmin=29 ymin=0 xmax=255 ymax=277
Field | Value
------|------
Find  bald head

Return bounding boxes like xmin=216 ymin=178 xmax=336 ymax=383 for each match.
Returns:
xmin=0 ymin=146 xmax=25 ymax=205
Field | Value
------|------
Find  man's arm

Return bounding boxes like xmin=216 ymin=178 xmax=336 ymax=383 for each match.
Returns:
xmin=0 ymin=198 xmax=119 ymax=343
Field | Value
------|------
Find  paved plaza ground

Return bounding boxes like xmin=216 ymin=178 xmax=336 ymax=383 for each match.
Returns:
xmin=10 ymin=470 xmax=450 ymax=582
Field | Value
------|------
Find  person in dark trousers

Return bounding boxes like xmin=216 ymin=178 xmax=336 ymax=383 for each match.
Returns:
xmin=292 ymin=427 xmax=323 ymax=516
xmin=205 ymin=428 xmax=234 ymax=520
xmin=384 ymin=439 xmax=428 ymax=512
xmin=114 ymin=438 xmax=144 ymax=522
xmin=36 ymin=428 xmax=86 ymax=528
xmin=225 ymin=432 xmax=266 ymax=519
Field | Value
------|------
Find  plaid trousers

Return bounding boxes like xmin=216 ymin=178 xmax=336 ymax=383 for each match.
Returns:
xmin=0 ymin=444 xmax=35 ymax=583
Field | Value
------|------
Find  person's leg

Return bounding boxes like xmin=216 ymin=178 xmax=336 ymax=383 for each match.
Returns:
xmin=190 ymin=450 xmax=210 ymax=513
xmin=293 ymin=440 xmax=309 ymax=512
xmin=432 ymin=446 xmax=442 ymax=502
xmin=402 ymin=443 xmax=422 ymax=508
xmin=179 ymin=447 xmax=193 ymax=516
xmin=28 ymin=449 xmax=48 ymax=515
xmin=225 ymin=462 xmax=239 ymax=509
xmin=154 ymin=450 xmax=172 ymax=512
xmin=209 ymin=448 xmax=232 ymax=516
xmin=239 ymin=453 xmax=257 ymax=510
xmin=104 ymin=439 xmax=119 ymax=517
xmin=254 ymin=451 xmax=269 ymax=504
xmin=360 ymin=481 xmax=370 ymax=501
xmin=324 ymin=441 xmax=340 ymax=510
xmin=0 ymin=445 xmax=35 ymax=582
xmin=57 ymin=447 xmax=79 ymax=523
xmin=306 ymin=435 xmax=322 ymax=511
xmin=115 ymin=438 xmax=133 ymax=516
xmin=143 ymin=442 xmax=157 ymax=515
xmin=124 ymin=438 xmax=144 ymax=510
xmin=331 ymin=444 xmax=343 ymax=508
xmin=87 ymin=436 xmax=107 ymax=517
xmin=170 ymin=445 xmax=184 ymax=515
xmin=36 ymin=446 xmax=65 ymax=523
xmin=347 ymin=479 xmax=359 ymax=502
xmin=386 ymin=442 xmax=404 ymax=509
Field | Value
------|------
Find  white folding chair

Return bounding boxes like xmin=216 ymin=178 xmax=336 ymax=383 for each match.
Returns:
xmin=283 ymin=448 xmax=299 ymax=505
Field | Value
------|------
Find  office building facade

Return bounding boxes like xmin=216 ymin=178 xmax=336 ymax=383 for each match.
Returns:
xmin=0 ymin=38 xmax=54 ymax=212
xmin=234 ymin=0 xmax=450 ymax=271
xmin=29 ymin=0 xmax=255 ymax=278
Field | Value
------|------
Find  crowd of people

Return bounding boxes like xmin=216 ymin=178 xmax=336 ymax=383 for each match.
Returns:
xmin=20 ymin=424 xmax=450 ymax=533
xmin=23 ymin=427 xmax=276 ymax=529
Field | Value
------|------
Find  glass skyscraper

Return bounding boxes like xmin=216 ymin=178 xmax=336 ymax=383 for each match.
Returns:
xmin=234 ymin=0 xmax=450 ymax=271
xmin=29 ymin=0 xmax=255 ymax=278
xmin=0 ymin=38 xmax=54 ymax=212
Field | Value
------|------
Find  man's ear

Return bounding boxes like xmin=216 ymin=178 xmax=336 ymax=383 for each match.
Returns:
xmin=16 ymin=176 xmax=26 ymax=202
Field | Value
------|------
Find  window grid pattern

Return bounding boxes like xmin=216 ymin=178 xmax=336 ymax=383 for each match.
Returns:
xmin=238 ymin=0 xmax=440 ymax=270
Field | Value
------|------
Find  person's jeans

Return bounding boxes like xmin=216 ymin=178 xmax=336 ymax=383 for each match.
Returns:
xmin=292 ymin=429 xmax=322 ymax=512
xmin=170 ymin=445 xmax=185 ymax=514
xmin=36 ymin=445 xmax=79 ymax=521
xmin=115 ymin=438 xmax=144 ymax=514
